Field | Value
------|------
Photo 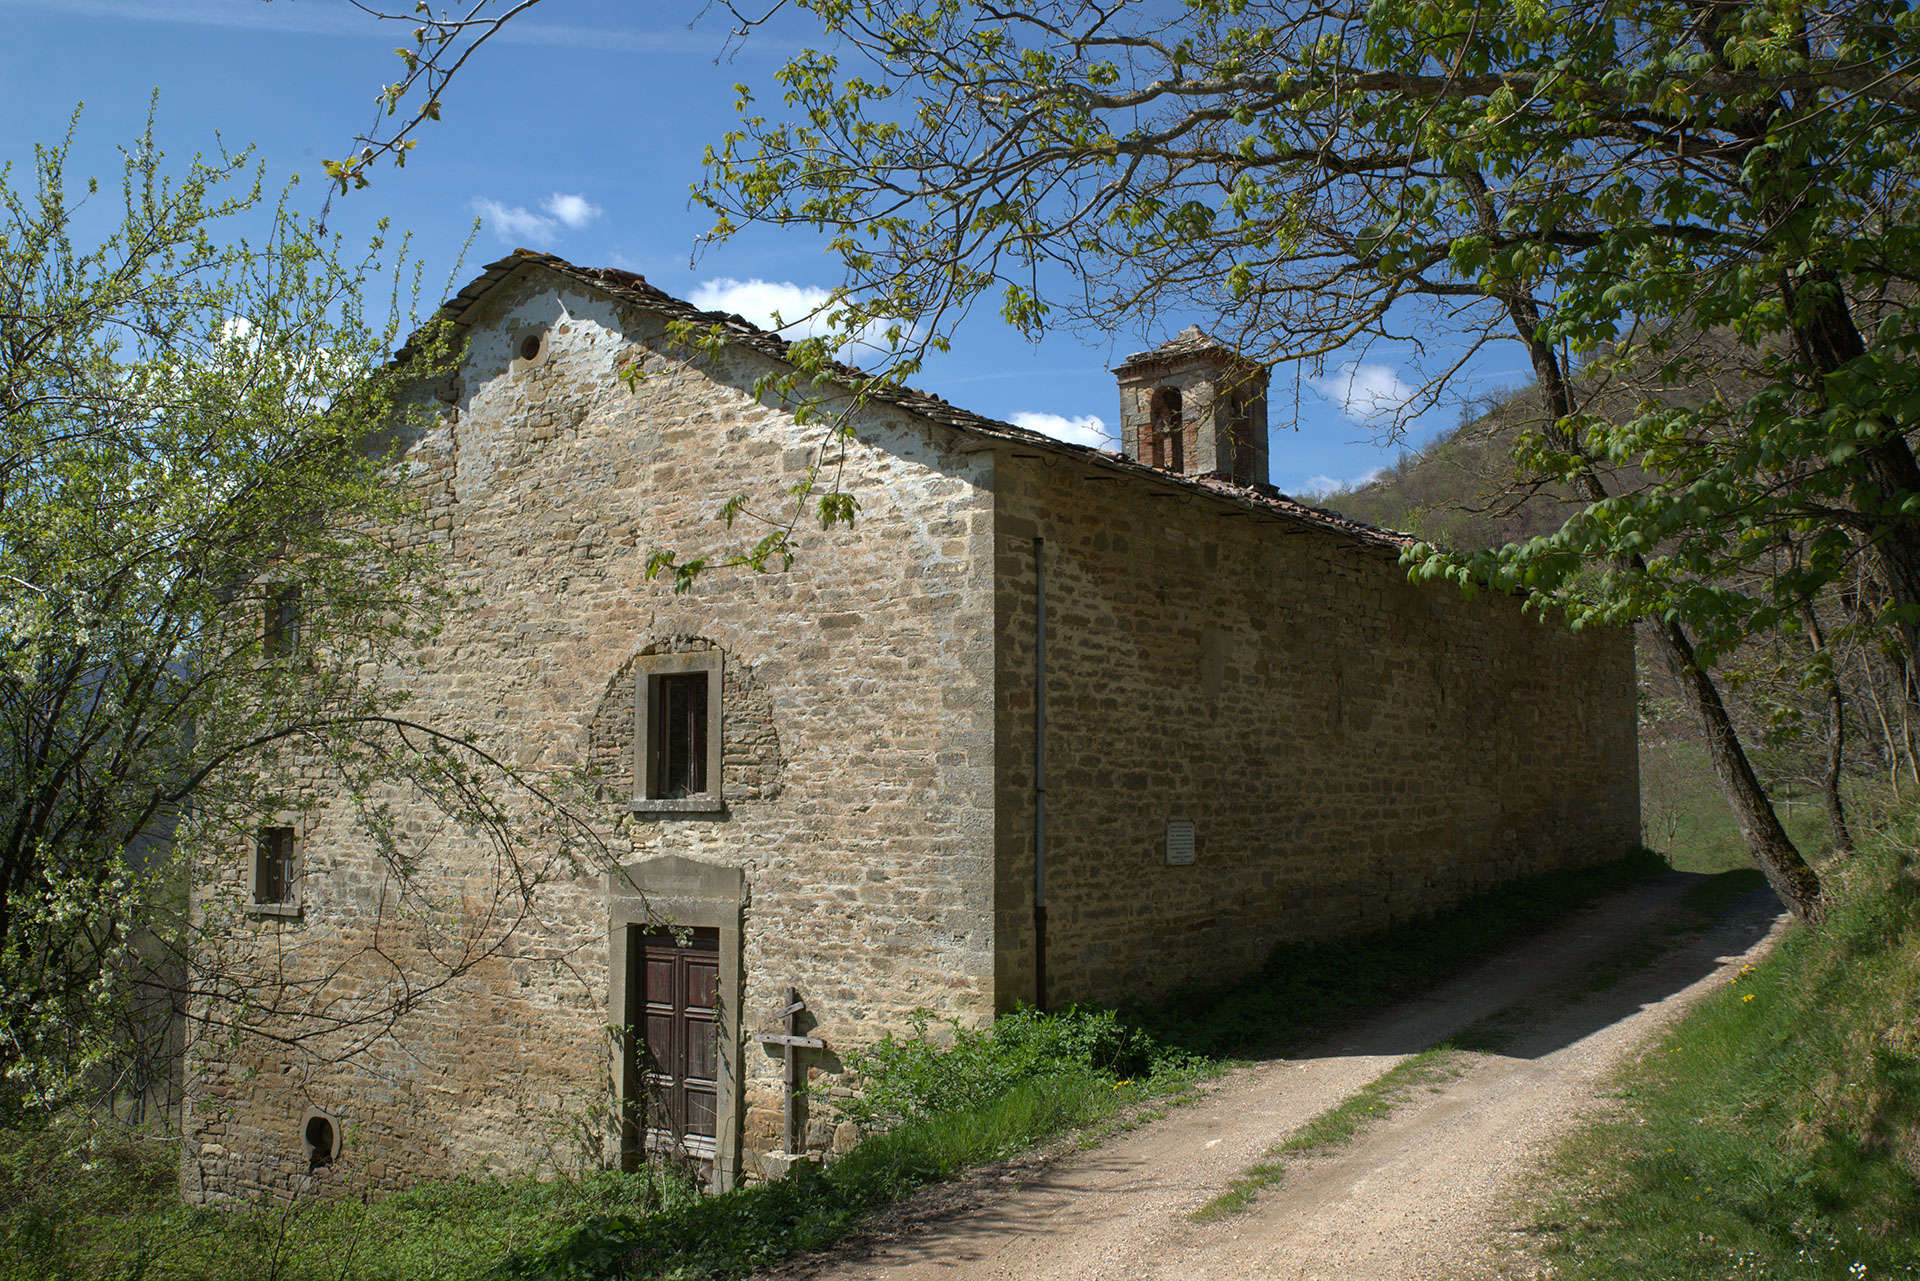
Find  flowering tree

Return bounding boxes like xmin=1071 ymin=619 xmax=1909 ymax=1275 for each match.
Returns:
xmin=0 ymin=113 xmax=597 ymax=1119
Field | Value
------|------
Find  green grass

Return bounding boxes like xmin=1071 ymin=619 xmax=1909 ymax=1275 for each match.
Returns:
xmin=1188 ymin=1047 xmax=1467 ymax=1223
xmin=1273 ymin=1049 xmax=1465 ymax=1157
xmin=0 ymin=1127 xmax=704 ymax=1281
xmin=1523 ymin=811 xmax=1920 ymax=1281
xmin=1641 ymin=738 xmax=1837 ymax=875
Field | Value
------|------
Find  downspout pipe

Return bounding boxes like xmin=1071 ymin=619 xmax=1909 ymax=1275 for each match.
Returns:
xmin=1033 ymin=536 xmax=1048 ymax=1012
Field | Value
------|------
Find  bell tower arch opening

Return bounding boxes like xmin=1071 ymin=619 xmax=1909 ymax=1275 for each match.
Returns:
xmin=1115 ymin=327 xmax=1271 ymax=489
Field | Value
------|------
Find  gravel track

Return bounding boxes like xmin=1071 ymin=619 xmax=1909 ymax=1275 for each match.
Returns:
xmin=756 ymin=874 xmax=1786 ymax=1281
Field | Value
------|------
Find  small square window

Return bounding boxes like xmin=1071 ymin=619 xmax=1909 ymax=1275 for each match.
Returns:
xmin=264 ymin=585 xmax=302 ymax=659
xmin=633 ymin=652 xmax=724 ymax=814
xmin=250 ymin=824 xmax=301 ymax=916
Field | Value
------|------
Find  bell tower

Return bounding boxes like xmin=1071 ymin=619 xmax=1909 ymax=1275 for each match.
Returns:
xmin=1114 ymin=327 xmax=1270 ymax=488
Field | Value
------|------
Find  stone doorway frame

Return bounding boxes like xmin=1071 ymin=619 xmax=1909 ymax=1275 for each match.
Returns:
xmin=607 ymin=855 xmax=745 ymax=1192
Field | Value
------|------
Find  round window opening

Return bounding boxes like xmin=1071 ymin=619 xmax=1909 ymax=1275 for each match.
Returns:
xmin=303 ymin=1113 xmax=338 ymax=1171
xmin=518 ymin=333 xmax=543 ymax=362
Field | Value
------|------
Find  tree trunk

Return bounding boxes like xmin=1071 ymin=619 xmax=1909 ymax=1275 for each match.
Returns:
xmin=1863 ymin=646 xmax=1906 ymax=797
xmin=1652 ymin=619 xmax=1828 ymax=921
xmin=1782 ymin=274 xmax=1920 ymax=703
xmin=1824 ymin=688 xmax=1853 ymax=857
xmin=1801 ymin=603 xmax=1855 ymax=856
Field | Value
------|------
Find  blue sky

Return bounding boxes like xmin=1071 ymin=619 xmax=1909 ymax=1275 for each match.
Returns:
xmin=0 ymin=0 xmax=1525 ymax=496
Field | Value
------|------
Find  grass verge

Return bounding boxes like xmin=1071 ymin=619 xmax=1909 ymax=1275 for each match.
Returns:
xmin=1522 ymin=814 xmax=1920 ymax=1281
xmin=0 ymin=1133 xmax=703 ymax=1281
xmin=1188 ymin=1047 xmax=1467 ymax=1223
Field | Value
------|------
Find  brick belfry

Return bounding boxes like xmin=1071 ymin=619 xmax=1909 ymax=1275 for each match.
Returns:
xmin=1114 ymin=326 xmax=1272 ymax=490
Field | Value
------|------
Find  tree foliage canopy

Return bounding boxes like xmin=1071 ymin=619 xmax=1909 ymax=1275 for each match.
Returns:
xmin=691 ymin=0 xmax=1920 ymax=657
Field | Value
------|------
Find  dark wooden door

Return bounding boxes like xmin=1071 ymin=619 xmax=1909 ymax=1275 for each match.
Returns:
xmin=635 ymin=927 xmax=720 ymax=1159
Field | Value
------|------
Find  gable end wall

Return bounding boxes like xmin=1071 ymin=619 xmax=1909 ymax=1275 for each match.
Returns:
xmin=182 ymin=267 xmax=998 ymax=1199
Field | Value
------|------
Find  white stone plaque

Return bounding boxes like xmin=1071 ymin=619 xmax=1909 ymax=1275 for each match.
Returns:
xmin=1166 ymin=818 xmax=1196 ymax=866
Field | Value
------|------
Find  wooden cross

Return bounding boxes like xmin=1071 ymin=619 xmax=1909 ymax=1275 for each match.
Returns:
xmin=754 ymin=988 xmax=824 ymax=1155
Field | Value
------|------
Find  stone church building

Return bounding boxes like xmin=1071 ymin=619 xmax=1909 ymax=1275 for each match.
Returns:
xmin=180 ymin=250 xmax=1639 ymax=1200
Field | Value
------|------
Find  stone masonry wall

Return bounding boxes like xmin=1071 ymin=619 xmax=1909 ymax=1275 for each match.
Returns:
xmin=181 ymin=264 xmax=998 ymax=1201
xmin=992 ymin=453 xmax=1640 ymax=1010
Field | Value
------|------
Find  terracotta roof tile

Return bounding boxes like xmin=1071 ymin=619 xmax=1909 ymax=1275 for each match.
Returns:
xmin=1115 ymin=324 xmax=1253 ymax=369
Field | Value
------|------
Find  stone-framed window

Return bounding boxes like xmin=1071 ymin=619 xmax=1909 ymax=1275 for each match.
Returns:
xmin=264 ymin=584 xmax=302 ymax=659
xmin=249 ymin=816 xmax=303 ymax=917
xmin=632 ymin=651 xmax=724 ymax=813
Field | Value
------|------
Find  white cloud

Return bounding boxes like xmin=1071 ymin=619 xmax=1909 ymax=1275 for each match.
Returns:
xmin=542 ymin=193 xmax=601 ymax=229
xmin=1009 ymin=412 xmax=1112 ymax=449
xmin=471 ymin=198 xmax=558 ymax=244
xmin=691 ymin=278 xmax=834 ymax=335
xmin=1296 ymin=467 xmax=1387 ymax=499
xmin=689 ymin=277 xmax=919 ymax=362
xmin=1306 ymin=362 xmax=1417 ymax=425
xmin=469 ymin=193 xmax=600 ymax=244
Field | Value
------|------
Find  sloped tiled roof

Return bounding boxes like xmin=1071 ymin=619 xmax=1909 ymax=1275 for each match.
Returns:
xmin=1115 ymin=324 xmax=1258 ymax=370
xmin=419 ymin=249 xmax=1416 ymax=555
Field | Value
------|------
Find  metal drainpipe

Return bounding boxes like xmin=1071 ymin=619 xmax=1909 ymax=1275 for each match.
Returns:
xmin=1033 ymin=536 xmax=1048 ymax=1012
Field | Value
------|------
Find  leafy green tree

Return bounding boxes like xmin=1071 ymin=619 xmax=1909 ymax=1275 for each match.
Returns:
xmin=0 ymin=115 xmax=590 ymax=1118
xmin=705 ymin=0 xmax=1920 ymax=921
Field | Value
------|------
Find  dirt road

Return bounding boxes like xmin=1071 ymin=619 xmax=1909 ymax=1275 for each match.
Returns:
xmin=759 ymin=873 xmax=1785 ymax=1281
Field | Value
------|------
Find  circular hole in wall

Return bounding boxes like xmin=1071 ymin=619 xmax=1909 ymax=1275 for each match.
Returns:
xmin=511 ymin=326 xmax=553 ymax=371
xmin=302 ymin=1112 xmax=339 ymax=1171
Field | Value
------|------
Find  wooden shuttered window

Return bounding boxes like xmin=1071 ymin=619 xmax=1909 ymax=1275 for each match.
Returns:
xmin=653 ymin=672 xmax=709 ymax=799
xmin=633 ymin=650 xmax=723 ymax=813
xmin=254 ymin=825 xmax=296 ymax=906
